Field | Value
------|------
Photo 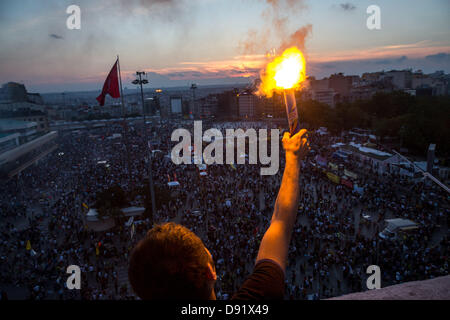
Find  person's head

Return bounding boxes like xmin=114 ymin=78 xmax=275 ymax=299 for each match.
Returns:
xmin=128 ymin=222 xmax=216 ymax=299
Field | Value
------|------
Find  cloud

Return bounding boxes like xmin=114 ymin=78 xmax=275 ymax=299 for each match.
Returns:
xmin=49 ymin=33 xmax=63 ymax=40
xmin=115 ymin=0 xmax=187 ymax=22
xmin=425 ymin=52 xmax=450 ymax=62
xmin=322 ymin=64 xmax=337 ymax=69
xmin=373 ymin=55 xmax=408 ymax=65
xmin=308 ymin=54 xmax=450 ymax=79
xmin=339 ymin=3 xmax=356 ymax=11
xmin=309 ymin=41 xmax=450 ymax=63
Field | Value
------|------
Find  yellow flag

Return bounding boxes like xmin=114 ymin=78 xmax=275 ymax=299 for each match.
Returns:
xmin=230 ymin=163 xmax=236 ymax=170
xmin=82 ymin=202 xmax=89 ymax=210
xmin=26 ymin=240 xmax=31 ymax=250
xmin=96 ymin=246 xmax=100 ymax=256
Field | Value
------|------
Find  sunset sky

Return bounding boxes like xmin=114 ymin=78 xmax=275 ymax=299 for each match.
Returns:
xmin=0 ymin=0 xmax=449 ymax=93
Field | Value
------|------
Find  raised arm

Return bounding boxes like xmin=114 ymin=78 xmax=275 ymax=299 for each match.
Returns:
xmin=255 ymin=129 xmax=309 ymax=272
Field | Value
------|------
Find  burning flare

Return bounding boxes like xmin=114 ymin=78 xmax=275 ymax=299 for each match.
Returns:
xmin=258 ymin=46 xmax=306 ymax=97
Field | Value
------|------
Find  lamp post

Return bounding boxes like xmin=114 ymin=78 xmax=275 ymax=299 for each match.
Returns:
xmin=133 ymin=72 xmax=156 ymax=224
xmin=190 ymin=83 xmax=197 ymax=119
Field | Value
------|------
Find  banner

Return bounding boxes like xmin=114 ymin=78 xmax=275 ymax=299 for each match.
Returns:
xmin=344 ymin=169 xmax=358 ymax=180
xmin=341 ymin=177 xmax=353 ymax=189
xmin=327 ymin=172 xmax=340 ymax=184
xmin=328 ymin=162 xmax=338 ymax=170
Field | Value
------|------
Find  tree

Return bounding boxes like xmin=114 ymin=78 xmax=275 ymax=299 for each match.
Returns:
xmin=299 ymin=92 xmax=449 ymax=157
xmin=95 ymin=185 xmax=128 ymax=219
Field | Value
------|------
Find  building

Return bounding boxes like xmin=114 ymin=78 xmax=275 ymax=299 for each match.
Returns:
xmin=0 ymin=108 xmax=49 ymax=133
xmin=0 ymin=81 xmax=42 ymax=105
xmin=169 ymin=95 xmax=183 ymax=117
xmin=0 ymin=118 xmax=58 ymax=179
xmin=307 ymin=78 xmax=337 ymax=107
xmin=196 ymin=94 xmax=218 ymax=118
xmin=312 ymin=89 xmax=336 ymax=108
xmin=0 ymin=119 xmax=39 ymax=144
xmin=348 ymin=86 xmax=378 ymax=102
xmin=412 ymin=71 xmax=433 ymax=89
xmin=0 ymin=82 xmax=28 ymax=103
xmin=0 ymin=132 xmax=20 ymax=155
xmin=361 ymin=72 xmax=383 ymax=84
xmin=381 ymin=70 xmax=413 ymax=89
xmin=217 ymin=89 xmax=239 ymax=119
xmin=260 ymin=93 xmax=285 ymax=118
xmin=144 ymin=97 xmax=159 ymax=116
xmin=237 ymin=90 xmax=258 ymax=118
xmin=0 ymin=84 xmax=56 ymax=179
xmin=329 ymin=73 xmax=354 ymax=102
xmin=339 ymin=142 xmax=405 ymax=175
xmin=427 ymin=144 xmax=436 ymax=173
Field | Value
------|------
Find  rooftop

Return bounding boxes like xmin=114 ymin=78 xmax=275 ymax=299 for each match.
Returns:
xmin=341 ymin=142 xmax=393 ymax=161
xmin=0 ymin=108 xmax=46 ymax=118
xmin=0 ymin=119 xmax=37 ymax=131
xmin=329 ymin=275 xmax=450 ymax=300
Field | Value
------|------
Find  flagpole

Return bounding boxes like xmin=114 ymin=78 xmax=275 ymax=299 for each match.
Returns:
xmin=117 ymin=55 xmax=125 ymax=117
xmin=117 ymin=55 xmax=133 ymax=186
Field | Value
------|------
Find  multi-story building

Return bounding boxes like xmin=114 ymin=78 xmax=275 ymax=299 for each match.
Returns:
xmin=0 ymin=108 xmax=49 ymax=133
xmin=412 ymin=71 xmax=433 ymax=89
xmin=217 ymin=89 xmax=239 ymax=119
xmin=382 ymin=70 xmax=413 ymax=89
xmin=196 ymin=94 xmax=218 ymax=118
xmin=0 ymin=119 xmax=38 ymax=145
xmin=144 ymin=97 xmax=158 ymax=116
xmin=0 ymin=82 xmax=45 ymax=111
xmin=348 ymin=86 xmax=378 ymax=102
xmin=0 ymin=82 xmax=28 ymax=102
xmin=307 ymin=77 xmax=337 ymax=107
xmin=0 ymin=118 xmax=58 ymax=179
xmin=238 ymin=90 xmax=258 ymax=118
xmin=329 ymin=73 xmax=353 ymax=102
xmin=361 ymin=72 xmax=383 ymax=84
xmin=312 ymin=89 xmax=336 ymax=108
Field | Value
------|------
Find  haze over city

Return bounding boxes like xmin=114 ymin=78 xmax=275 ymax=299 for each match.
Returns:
xmin=0 ymin=0 xmax=449 ymax=93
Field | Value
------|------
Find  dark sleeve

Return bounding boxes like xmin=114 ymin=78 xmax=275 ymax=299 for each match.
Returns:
xmin=231 ymin=259 xmax=285 ymax=300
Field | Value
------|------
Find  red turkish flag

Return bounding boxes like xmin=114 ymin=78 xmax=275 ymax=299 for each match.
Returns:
xmin=96 ymin=59 xmax=120 ymax=106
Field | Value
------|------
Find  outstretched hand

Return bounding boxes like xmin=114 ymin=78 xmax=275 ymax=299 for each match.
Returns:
xmin=282 ymin=129 xmax=309 ymax=161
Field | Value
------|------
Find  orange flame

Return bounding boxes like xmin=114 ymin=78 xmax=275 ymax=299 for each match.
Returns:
xmin=257 ymin=46 xmax=306 ymax=97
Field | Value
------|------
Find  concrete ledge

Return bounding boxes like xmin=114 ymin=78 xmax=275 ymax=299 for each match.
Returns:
xmin=328 ymin=275 xmax=450 ymax=300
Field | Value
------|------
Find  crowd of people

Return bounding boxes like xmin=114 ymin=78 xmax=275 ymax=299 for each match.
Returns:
xmin=0 ymin=117 xmax=448 ymax=300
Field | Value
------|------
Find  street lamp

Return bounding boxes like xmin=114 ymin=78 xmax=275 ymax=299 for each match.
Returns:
xmin=190 ymin=83 xmax=197 ymax=119
xmin=133 ymin=71 xmax=156 ymax=225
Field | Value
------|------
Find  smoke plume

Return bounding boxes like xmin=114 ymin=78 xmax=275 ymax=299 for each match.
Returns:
xmin=239 ymin=0 xmax=312 ymax=56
